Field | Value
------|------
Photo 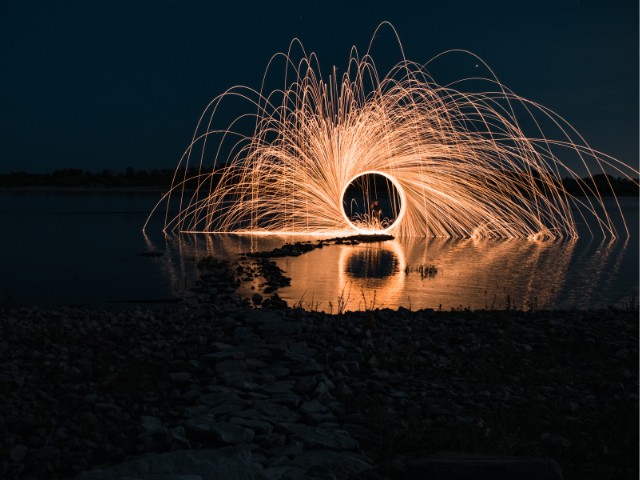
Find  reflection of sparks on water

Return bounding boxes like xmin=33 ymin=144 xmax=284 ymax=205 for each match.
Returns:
xmin=337 ymin=240 xmax=406 ymax=310
xmin=145 ymin=23 xmax=637 ymax=240
xmin=142 ymin=231 xmax=630 ymax=311
xmin=450 ymin=237 xmax=578 ymax=309
xmin=561 ymin=238 xmax=620 ymax=307
xmin=330 ymin=237 xmax=582 ymax=311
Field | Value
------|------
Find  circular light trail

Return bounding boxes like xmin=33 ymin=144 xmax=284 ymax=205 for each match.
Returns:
xmin=339 ymin=170 xmax=406 ymax=235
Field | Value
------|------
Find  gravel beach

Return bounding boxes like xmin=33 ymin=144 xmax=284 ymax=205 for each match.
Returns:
xmin=0 ymin=256 xmax=637 ymax=480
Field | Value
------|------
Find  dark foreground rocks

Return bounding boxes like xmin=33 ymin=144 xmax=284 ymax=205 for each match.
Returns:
xmin=0 ymin=292 xmax=637 ymax=479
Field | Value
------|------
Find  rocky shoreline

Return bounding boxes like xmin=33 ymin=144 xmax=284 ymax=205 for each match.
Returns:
xmin=1 ymin=253 xmax=638 ymax=479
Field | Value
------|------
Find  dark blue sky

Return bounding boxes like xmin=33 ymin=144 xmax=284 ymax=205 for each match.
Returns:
xmin=1 ymin=0 xmax=637 ymax=174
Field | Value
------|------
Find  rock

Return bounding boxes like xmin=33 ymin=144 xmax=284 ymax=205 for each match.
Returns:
xmin=74 ymin=448 xmax=262 ymax=480
xmin=262 ymin=465 xmax=306 ymax=480
xmin=29 ymin=446 xmax=61 ymax=461
xmin=229 ymin=417 xmax=274 ymax=435
xmin=245 ymin=310 xmax=283 ymax=328
xmin=240 ymin=347 xmax=273 ymax=359
xmin=259 ymin=380 xmax=297 ymax=395
xmin=269 ymin=440 xmax=305 ymax=458
xmin=181 ymin=386 xmax=204 ymax=402
xmin=300 ymin=399 xmax=335 ymax=424
xmin=261 ymin=366 xmax=291 ymax=379
xmin=94 ymin=402 xmax=120 ymax=413
xmin=315 ymin=390 xmax=338 ymax=406
xmin=82 ymin=411 xmax=100 ymax=427
xmin=9 ymin=444 xmax=28 ymax=463
xmin=314 ymin=379 xmax=335 ymax=394
xmin=301 ymin=399 xmax=328 ymax=415
xmin=210 ymin=422 xmax=253 ymax=444
xmin=184 ymin=414 xmax=217 ymax=442
xmin=202 ymin=351 xmax=244 ymax=363
xmin=198 ymin=391 xmax=248 ymax=407
xmin=541 ymin=433 xmax=572 ymax=449
xmin=184 ymin=405 xmax=209 ymax=418
xmin=340 ymin=423 xmax=370 ymax=443
xmin=170 ymin=426 xmax=189 ymax=446
xmin=138 ymin=416 xmax=172 ymax=452
xmin=215 ymin=360 xmax=247 ymax=374
xmin=253 ymin=401 xmax=301 ymax=424
xmin=334 ymin=383 xmax=353 ymax=398
xmin=12 ymin=374 xmax=26 ymax=388
xmin=269 ymin=455 xmax=290 ymax=467
xmin=271 ymin=393 xmax=302 ymax=409
xmin=246 ymin=358 xmax=268 ymax=370
xmin=289 ymin=450 xmax=371 ymax=479
xmin=169 ymin=372 xmax=193 ymax=384
xmin=339 ymin=360 xmax=360 ymax=374
xmin=140 ymin=416 xmax=165 ymax=435
xmin=615 ymin=348 xmax=629 ymax=359
xmin=289 ymin=425 xmax=359 ymax=450
xmin=306 ymin=465 xmax=338 ymax=480
xmin=396 ymin=453 xmax=563 ymax=480
xmin=214 ymin=360 xmax=253 ymax=385
xmin=295 ymin=377 xmax=319 ymax=394
xmin=257 ymin=432 xmax=287 ymax=448
xmin=252 ymin=293 xmax=264 ymax=305
xmin=292 ymin=361 xmax=324 ymax=376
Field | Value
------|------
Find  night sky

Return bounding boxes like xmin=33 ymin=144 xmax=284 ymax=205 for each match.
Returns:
xmin=1 ymin=0 xmax=637 ymax=174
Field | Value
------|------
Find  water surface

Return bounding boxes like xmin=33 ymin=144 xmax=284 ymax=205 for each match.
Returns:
xmin=0 ymin=191 xmax=636 ymax=311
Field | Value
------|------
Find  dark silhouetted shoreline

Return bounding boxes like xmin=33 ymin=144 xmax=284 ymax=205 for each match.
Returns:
xmin=1 ymin=168 xmax=637 ymax=196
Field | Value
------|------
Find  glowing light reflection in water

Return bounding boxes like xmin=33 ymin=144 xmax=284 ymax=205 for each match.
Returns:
xmin=277 ymin=238 xmax=583 ymax=311
xmin=147 ymin=227 xmax=635 ymax=312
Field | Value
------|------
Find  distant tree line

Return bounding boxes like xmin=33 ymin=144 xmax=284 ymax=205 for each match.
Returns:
xmin=0 ymin=168 xmax=637 ymax=196
xmin=0 ymin=167 xmax=199 ymax=188
xmin=561 ymin=174 xmax=638 ymax=196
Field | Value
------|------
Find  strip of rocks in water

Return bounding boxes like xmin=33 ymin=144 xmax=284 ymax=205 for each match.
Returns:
xmin=1 ymin=253 xmax=637 ymax=480
xmin=247 ymin=234 xmax=395 ymax=259
xmin=237 ymin=234 xmax=395 ymax=305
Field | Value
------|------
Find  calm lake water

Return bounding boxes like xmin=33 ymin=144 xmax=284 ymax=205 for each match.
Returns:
xmin=0 ymin=190 xmax=637 ymax=311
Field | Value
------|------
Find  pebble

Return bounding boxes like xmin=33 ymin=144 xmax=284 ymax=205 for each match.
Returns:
xmin=541 ymin=433 xmax=572 ymax=449
xmin=9 ymin=444 xmax=28 ymax=463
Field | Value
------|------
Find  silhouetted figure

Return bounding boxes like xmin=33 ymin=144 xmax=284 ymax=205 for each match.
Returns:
xmin=370 ymin=199 xmax=382 ymax=226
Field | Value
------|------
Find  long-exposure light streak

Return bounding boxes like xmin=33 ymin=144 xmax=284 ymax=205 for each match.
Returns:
xmin=145 ymin=23 xmax=637 ymax=240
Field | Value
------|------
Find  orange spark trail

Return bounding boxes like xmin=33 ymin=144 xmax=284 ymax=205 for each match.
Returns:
xmin=145 ymin=23 xmax=637 ymax=240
